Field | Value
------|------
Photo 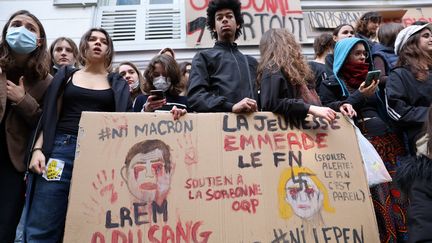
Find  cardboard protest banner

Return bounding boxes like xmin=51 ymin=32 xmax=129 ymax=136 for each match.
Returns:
xmin=64 ymin=112 xmax=379 ymax=242
xmin=402 ymin=7 xmax=432 ymax=26
xmin=305 ymin=7 xmax=431 ymax=33
xmin=185 ymin=0 xmax=306 ymax=47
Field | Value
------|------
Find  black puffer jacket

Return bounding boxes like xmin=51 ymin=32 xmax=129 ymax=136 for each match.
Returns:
xmin=187 ymin=41 xmax=258 ymax=112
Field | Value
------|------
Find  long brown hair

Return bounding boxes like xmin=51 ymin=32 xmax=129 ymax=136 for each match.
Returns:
xmin=78 ymin=28 xmax=114 ymax=71
xmin=397 ymin=28 xmax=432 ymax=81
xmin=49 ymin=36 xmax=79 ymax=74
xmin=378 ymin=23 xmax=404 ymax=48
xmin=143 ymin=54 xmax=182 ymax=96
xmin=115 ymin=61 xmax=145 ymax=99
xmin=355 ymin=11 xmax=381 ymax=37
xmin=0 ymin=10 xmax=49 ymax=81
xmin=257 ymin=28 xmax=314 ymax=87
xmin=313 ymin=33 xmax=334 ymax=59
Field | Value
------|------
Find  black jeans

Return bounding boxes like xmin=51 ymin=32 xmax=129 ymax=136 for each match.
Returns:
xmin=0 ymin=156 xmax=25 ymax=243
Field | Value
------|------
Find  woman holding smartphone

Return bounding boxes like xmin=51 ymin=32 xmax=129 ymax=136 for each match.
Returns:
xmin=25 ymin=28 xmax=131 ymax=242
xmin=319 ymin=37 xmax=408 ymax=242
xmin=133 ymin=54 xmax=187 ymax=119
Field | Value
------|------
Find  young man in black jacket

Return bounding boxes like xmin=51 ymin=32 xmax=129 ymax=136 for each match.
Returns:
xmin=187 ymin=0 xmax=258 ymax=113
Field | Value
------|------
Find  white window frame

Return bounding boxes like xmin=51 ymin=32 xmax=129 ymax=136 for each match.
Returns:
xmin=54 ymin=0 xmax=97 ymax=6
xmin=95 ymin=0 xmax=185 ymax=51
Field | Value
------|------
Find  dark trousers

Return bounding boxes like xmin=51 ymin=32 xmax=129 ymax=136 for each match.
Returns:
xmin=0 ymin=157 xmax=25 ymax=243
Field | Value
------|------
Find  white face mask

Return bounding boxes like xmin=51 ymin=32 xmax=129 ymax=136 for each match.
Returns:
xmin=129 ymin=79 xmax=139 ymax=90
xmin=153 ymin=75 xmax=171 ymax=92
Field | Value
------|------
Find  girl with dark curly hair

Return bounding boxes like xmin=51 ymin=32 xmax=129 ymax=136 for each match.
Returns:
xmin=355 ymin=11 xmax=381 ymax=48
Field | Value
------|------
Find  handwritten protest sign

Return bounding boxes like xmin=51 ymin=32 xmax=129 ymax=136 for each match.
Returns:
xmin=185 ymin=0 xmax=306 ymax=47
xmin=64 ymin=112 xmax=379 ymax=242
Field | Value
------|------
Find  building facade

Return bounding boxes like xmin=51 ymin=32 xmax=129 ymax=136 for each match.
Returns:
xmin=0 ymin=0 xmax=431 ymax=70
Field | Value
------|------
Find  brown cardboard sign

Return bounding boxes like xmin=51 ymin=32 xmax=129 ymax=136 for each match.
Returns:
xmin=403 ymin=7 xmax=432 ymax=26
xmin=378 ymin=9 xmax=407 ymax=22
xmin=63 ymin=112 xmax=379 ymax=242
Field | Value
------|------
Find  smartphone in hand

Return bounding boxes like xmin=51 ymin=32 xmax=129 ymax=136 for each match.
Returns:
xmin=364 ymin=70 xmax=381 ymax=87
xmin=150 ymin=90 xmax=165 ymax=101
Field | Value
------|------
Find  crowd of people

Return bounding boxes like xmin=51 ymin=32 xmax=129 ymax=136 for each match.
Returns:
xmin=0 ymin=0 xmax=431 ymax=242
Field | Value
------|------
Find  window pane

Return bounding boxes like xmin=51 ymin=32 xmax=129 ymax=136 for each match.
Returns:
xmin=117 ymin=0 xmax=140 ymax=5
xmin=149 ymin=0 xmax=172 ymax=4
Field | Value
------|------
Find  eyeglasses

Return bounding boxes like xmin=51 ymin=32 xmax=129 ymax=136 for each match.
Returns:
xmin=352 ymin=50 xmax=369 ymax=58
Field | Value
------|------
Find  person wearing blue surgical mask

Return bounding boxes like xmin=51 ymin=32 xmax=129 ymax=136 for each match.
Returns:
xmin=134 ymin=54 xmax=188 ymax=120
xmin=0 ymin=10 xmax=52 ymax=242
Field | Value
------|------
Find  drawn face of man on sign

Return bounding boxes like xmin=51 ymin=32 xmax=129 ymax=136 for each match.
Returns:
xmin=121 ymin=140 xmax=172 ymax=204
xmin=278 ymin=167 xmax=334 ymax=220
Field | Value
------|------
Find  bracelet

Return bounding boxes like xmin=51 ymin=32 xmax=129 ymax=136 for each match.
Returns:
xmin=32 ymin=147 xmax=43 ymax=153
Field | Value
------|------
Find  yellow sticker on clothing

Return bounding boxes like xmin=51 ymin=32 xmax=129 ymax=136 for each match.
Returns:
xmin=42 ymin=158 xmax=65 ymax=181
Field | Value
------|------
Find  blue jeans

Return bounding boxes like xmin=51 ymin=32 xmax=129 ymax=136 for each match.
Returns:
xmin=25 ymin=133 xmax=77 ymax=243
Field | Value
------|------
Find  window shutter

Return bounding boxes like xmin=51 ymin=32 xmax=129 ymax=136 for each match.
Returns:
xmin=145 ymin=8 xmax=181 ymax=40
xmin=98 ymin=6 xmax=138 ymax=42
xmin=96 ymin=1 xmax=185 ymax=50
